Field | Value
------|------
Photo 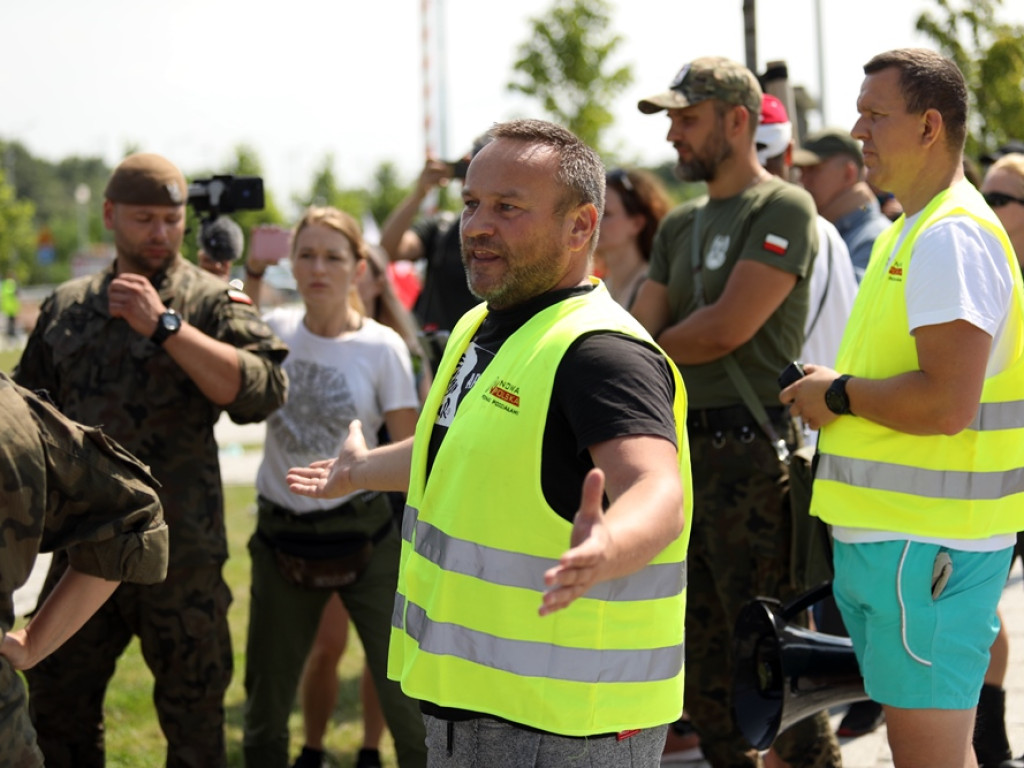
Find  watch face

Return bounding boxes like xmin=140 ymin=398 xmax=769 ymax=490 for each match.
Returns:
xmin=161 ymin=311 xmax=181 ymax=332
xmin=825 ymin=380 xmax=849 ymax=415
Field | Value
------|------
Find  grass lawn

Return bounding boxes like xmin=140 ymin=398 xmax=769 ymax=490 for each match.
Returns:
xmin=5 ymin=348 xmax=391 ymax=767
xmin=102 ymin=485 xmax=390 ymax=767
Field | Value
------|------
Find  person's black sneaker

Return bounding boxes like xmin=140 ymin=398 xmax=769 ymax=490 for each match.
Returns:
xmin=355 ymin=748 xmax=382 ymax=768
xmin=836 ymin=700 xmax=885 ymax=738
xmin=291 ymin=746 xmax=325 ymax=768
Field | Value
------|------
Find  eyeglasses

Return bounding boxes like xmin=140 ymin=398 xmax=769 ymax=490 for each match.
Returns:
xmin=984 ymin=191 xmax=1024 ymax=208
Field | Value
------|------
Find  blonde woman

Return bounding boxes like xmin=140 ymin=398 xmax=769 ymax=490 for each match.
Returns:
xmin=241 ymin=207 xmax=426 ymax=768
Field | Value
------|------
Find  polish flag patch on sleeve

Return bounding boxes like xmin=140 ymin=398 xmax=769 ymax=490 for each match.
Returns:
xmin=763 ymin=234 xmax=789 ymax=255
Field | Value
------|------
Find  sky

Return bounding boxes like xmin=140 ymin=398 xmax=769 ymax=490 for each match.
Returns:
xmin=3 ymin=0 xmax=1022 ymax=217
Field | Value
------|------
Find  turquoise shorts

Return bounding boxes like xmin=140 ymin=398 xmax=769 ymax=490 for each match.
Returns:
xmin=832 ymin=540 xmax=1011 ymax=710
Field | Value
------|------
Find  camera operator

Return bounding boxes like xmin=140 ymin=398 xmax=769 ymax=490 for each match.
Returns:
xmin=198 ymin=214 xmax=245 ymax=281
xmin=379 ymin=136 xmax=490 ymax=340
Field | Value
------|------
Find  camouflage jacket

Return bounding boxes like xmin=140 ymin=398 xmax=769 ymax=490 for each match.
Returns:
xmin=14 ymin=257 xmax=289 ymax=567
xmin=0 ymin=373 xmax=168 ymax=635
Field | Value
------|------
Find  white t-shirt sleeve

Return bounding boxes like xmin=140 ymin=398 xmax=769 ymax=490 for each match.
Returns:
xmin=904 ymin=216 xmax=1012 ymax=339
xmin=373 ymin=323 xmax=419 ymax=415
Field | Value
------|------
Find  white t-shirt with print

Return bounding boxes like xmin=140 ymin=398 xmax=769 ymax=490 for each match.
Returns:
xmin=256 ymin=306 xmax=418 ymax=512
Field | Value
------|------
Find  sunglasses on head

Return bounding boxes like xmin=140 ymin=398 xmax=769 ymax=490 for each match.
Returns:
xmin=984 ymin=191 xmax=1024 ymax=208
xmin=606 ymin=168 xmax=642 ymax=214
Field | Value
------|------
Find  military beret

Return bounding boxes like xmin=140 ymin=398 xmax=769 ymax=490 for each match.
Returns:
xmin=105 ymin=153 xmax=187 ymax=206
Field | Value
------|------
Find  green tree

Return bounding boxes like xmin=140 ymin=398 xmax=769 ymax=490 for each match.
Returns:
xmin=915 ymin=0 xmax=1024 ymax=160
xmin=294 ymin=153 xmax=368 ymax=221
xmin=507 ymin=0 xmax=632 ymax=152
xmin=0 ymin=168 xmax=37 ymax=281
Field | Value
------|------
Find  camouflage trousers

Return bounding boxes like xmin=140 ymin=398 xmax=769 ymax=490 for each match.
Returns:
xmin=685 ymin=425 xmax=841 ymax=768
xmin=25 ymin=555 xmax=233 ymax=768
xmin=0 ymin=663 xmax=43 ymax=768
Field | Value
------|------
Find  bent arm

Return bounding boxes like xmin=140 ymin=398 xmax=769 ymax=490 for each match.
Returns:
xmin=1 ymin=568 xmax=119 ymax=670
xmin=784 ymin=320 xmax=991 ymax=435
xmin=655 ymin=260 xmax=798 ymax=364
xmin=162 ymin=323 xmax=242 ymax=405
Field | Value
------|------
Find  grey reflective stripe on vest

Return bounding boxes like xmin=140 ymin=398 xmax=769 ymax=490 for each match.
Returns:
xmin=970 ymin=400 xmax=1024 ymax=431
xmin=402 ymin=505 xmax=685 ymax=601
xmin=399 ymin=599 xmax=683 ymax=683
xmin=817 ymin=453 xmax=1024 ymax=500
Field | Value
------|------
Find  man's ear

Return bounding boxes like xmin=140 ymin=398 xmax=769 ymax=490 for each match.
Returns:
xmin=568 ymin=203 xmax=599 ymax=253
xmin=103 ymin=199 xmax=116 ymax=231
xmin=920 ymin=108 xmax=944 ymax=149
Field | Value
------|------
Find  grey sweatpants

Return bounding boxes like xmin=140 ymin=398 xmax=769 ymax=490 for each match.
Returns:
xmin=423 ymin=715 xmax=667 ymax=768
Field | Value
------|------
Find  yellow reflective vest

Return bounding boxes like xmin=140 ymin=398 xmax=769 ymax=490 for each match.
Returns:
xmin=388 ymin=281 xmax=692 ymax=735
xmin=814 ymin=181 xmax=1024 ymax=538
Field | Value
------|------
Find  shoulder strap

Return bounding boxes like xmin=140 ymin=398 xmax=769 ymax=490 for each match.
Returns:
xmin=691 ymin=204 xmax=790 ymax=463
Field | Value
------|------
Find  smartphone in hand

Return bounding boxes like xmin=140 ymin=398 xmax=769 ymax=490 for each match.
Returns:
xmin=249 ymin=225 xmax=291 ymax=266
xmin=778 ymin=361 xmax=806 ymax=390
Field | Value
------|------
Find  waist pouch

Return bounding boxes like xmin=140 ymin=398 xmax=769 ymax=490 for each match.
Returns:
xmin=257 ymin=494 xmax=393 ymax=589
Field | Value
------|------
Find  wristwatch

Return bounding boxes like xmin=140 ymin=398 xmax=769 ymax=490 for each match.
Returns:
xmin=824 ymin=374 xmax=854 ymax=416
xmin=150 ymin=308 xmax=182 ymax=346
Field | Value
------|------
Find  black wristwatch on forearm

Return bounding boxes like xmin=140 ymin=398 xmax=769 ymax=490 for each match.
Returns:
xmin=151 ymin=308 xmax=182 ymax=346
xmin=825 ymin=374 xmax=854 ymax=416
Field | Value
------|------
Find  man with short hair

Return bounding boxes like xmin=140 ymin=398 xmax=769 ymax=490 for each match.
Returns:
xmin=632 ymin=57 xmax=842 ymax=767
xmin=783 ymin=48 xmax=1024 ymax=768
xmin=289 ymin=119 xmax=691 ymax=768
xmin=792 ymin=129 xmax=891 ymax=281
xmin=15 ymin=152 xmax=289 ymax=767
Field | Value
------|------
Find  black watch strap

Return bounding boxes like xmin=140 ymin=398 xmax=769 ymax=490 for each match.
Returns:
xmin=825 ymin=374 xmax=854 ymax=416
xmin=151 ymin=309 xmax=181 ymax=346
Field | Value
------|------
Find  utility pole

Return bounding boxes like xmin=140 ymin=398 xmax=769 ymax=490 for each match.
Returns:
xmin=743 ymin=0 xmax=757 ymax=73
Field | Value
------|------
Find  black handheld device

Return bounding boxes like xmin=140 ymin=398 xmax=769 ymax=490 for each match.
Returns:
xmin=777 ymin=361 xmax=806 ymax=390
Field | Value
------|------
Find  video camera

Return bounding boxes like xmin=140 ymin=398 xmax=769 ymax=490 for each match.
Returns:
xmin=188 ymin=175 xmax=265 ymax=219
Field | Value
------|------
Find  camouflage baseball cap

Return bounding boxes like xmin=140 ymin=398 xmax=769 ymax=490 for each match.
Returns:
xmin=638 ymin=56 xmax=762 ymax=116
xmin=791 ymin=129 xmax=864 ymax=168
xmin=104 ymin=153 xmax=187 ymax=206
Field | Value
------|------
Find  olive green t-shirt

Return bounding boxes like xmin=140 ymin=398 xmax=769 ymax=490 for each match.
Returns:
xmin=648 ymin=177 xmax=817 ymax=409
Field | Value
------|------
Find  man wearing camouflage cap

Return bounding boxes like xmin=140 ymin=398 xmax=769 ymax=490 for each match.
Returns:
xmin=14 ymin=152 xmax=289 ymax=767
xmin=792 ymin=129 xmax=891 ymax=281
xmin=632 ymin=57 xmax=842 ymax=767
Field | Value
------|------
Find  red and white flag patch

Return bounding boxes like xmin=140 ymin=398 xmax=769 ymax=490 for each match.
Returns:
xmin=763 ymin=234 xmax=789 ymax=255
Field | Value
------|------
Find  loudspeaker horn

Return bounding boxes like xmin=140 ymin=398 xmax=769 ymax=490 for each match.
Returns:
xmin=733 ymin=581 xmax=867 ymax=750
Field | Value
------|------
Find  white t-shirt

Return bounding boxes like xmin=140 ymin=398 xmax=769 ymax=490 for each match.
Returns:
xmin=804 ymin=217 xmax=859 ymax=374
xmin=834 ymin=204 xmax=1017 ymax=551
xmin=256 ymin=306 xmax=418 ymax=512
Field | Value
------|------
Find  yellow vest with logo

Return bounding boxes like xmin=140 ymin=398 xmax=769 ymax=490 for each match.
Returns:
xmin=388 ymin=281 xmax=692 ymax=735
xmin=814 ymin=182 xmax=1024 ymax=538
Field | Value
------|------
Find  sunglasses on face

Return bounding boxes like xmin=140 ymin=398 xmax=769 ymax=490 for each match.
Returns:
xmin=984 ymin=191 xmax=1024 ymax=208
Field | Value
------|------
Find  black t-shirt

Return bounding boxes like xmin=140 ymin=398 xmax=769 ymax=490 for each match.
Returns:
xmin=426 ymin=284 xmax=678 ymax=522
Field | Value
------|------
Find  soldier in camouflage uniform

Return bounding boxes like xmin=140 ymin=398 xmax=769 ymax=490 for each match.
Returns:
xmin=633 ymin=59 xmax=842 ymax=767
xmin=14 ymin=153 xmax=289 ymax=768
xmin=0 ymin=372 xmax=169 ymax=768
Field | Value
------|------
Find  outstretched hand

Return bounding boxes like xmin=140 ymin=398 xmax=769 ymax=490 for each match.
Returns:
xmin=539 ymin=468 xmax=612 ymax=616
xmin=287 ymin=419 xmax=369 ymax=499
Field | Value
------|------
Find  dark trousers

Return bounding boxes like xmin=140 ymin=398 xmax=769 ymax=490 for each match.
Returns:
xmin=683 ymin=424 xmax=841 ymax=768
xmin=26 ymin=558 xmax=232 ymax=768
